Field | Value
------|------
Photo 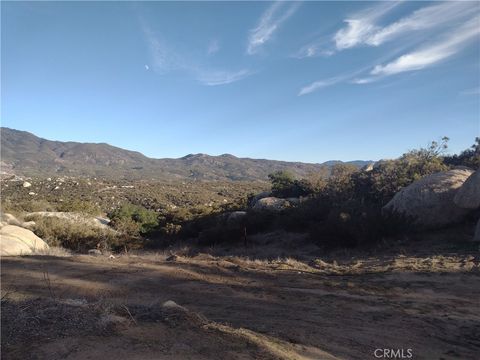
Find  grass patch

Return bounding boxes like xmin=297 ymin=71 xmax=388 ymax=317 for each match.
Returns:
xmin=32 ymin=216 xmax=126 ymax=252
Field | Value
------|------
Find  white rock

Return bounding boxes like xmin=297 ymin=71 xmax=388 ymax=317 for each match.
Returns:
xmin=227 ymin=211 xmax=247 ymax=225
xmin=251 ymin=191 xmax=271 ymax=204
xmin=362 ymin=163 xmax=375 ymax=172
xmin=21 ymin=221 xmax=36 ymax=230
xmin=383 ymin=168 xmax=474 ymax=229
xmin=22 ymin=181 xmax=32 ymax=188
xmin=0 ymin=225 xmax=49 ymax=256
xmin=454 ymin=170 xmax=480 ymax=210
xmin=162 ymin=300 xmax=187 ymax=311
xmin=1 ymin=213 xmax=22 ymax=227
xmin=253 ymin=197 xmax=290 ymax=212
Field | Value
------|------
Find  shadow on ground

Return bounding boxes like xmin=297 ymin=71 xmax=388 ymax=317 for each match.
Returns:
xmin=2 ymin=231 xmax=480 ymax=360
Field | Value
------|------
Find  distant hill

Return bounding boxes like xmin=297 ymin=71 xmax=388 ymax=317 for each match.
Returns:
xmin=0 ymin=127 xmax=372 ymax=181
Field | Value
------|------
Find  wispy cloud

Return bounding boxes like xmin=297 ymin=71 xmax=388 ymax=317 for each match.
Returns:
xmin=298 ymin=77 xmax=342 ymax=96
xmin=334 ymin=1 xmax=476 ymax=51
xmin=297 ymin=43 xmax=419 ymax=94
xmin=370 ymin=16 xmax=480 ymax=77
xmin=142 ymin=22 xmax=250 ymax=86
xmin=196 ymin=69 xmax=251 ymax=86
xmin=207 ymin=39 xmax=220 ymax=55
xmin=300 ymin=4 xmax=479 ymax=92
xmin=247 ymin=1 xmax=300 ymax=55
xmin=367 ymin=2 xmax=477 ymax=47
xmin=293 ymin=37 xmax=334 ymax=59
xmin=334 ymin=2 xmax=400 ymax=50
xmin=294 ymin=2 xmax=399 ymax=58
xmin=350 ymin=77 xmax=375 ymax=85
xmin=298 ymin=67 xmax=370 ymax=95
xmin=297 ymin=1 xmax=476 ymax=58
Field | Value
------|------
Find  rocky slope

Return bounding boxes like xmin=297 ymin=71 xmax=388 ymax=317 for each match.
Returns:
xmin=1 ymin=127 xmax=372 ymax=181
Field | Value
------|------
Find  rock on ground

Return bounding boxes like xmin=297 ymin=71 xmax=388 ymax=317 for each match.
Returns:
xmin=253 ymin=197 xmax=290 ymax=212
xmin=25 ymin=212 xmax=111 ymax=230
xmin=0 ymin=225 xmax=49 ymax=256
xmin=1 ymin=213 xmax=22 ymax=227
xmin=454 ymin=170 xmax=480 ymax=209
xmin=383 ymin=168 xmax=474 ymax=229
xmin=250 ymin=191 xmax=271 ymax=204
xmin=162 ymin=300 xmax=187 ymax=312
xmin=1 ymin=213 xmax=36 ymax=230
xmin=286 ymin=197 xmax=302 ymax=205
xmin=226 ymin=211 xmax=247 ymax=225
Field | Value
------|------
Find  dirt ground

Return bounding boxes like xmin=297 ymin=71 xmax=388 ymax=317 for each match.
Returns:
xmin=1 ymin=234 xmax=480 ymax=360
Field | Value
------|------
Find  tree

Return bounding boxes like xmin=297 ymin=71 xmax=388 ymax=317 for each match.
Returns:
xmin=305 ymin=167 xmax=329 ymax=193
xmin=268 ymin=170 xmax=313 ymax=198
xmin=354 ymin=138 xmax=450 ymax=204
xmin=268 ymin=171 xmax=295 ymax=196
xmin=324 ymin=164 xmax=359 ymax=202
xmin=444 ymin=137 xmax=480 ymax=169
xmin=108 ymin=203 xmax=159 ymax=236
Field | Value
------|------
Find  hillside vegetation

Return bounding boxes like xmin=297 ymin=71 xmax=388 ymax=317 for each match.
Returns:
xmin=2 ymin=137 xmax=478 ymax=253
xmin=1 ymin=127 xmax=370 ymax=181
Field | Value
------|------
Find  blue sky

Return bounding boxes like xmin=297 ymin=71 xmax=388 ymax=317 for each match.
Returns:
xmin=2 ymin=1 xmax=479 ymax=163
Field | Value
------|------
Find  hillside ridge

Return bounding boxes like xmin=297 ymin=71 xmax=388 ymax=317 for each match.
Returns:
xmin=0 ymin=127 xmax=372 ymax=181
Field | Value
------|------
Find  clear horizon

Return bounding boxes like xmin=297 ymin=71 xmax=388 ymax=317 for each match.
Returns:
xmin=2 ymin=1 xmax=479 ymax=163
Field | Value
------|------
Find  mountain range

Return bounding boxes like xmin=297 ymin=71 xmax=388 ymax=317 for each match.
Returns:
xmin=0 ymin=127 xmax=372 ymax=181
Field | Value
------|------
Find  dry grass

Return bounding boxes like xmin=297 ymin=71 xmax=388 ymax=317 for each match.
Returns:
xmin=209 ymin=323 xmax=338 ymax=360
xmin=30 ymin=216 xmax=122 ymax=251
xmin=32 ymin=246 xmax=72 ymax=257
xmin=2 ymin=239 xmax=479 ymax=360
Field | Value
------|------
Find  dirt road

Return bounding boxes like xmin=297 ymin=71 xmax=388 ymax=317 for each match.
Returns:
xmin=2 ymin=249 xmax=479 ymax=360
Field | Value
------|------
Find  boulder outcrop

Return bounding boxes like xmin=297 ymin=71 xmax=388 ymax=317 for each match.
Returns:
xmin=253 ymin=197 xmax=290 ymax=212
xmin=0 ymin=225 xmax=49 ymax=256
xmin=383 ymin=168 xmax=474 ymax=228
xmin=454 ymin=170 xmax=480 ymax=210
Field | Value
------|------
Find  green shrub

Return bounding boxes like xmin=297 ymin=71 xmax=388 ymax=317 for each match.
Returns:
xmin=268 ymin=170 xmax=315 ymax=198
xmin=444 ymin=137 xmax=480 ymax=169
xmin=244 ymin=139 xmax=454 ymax=249
xmin=323 ymin=164 xmax=359 ymax=203
xmin=108 ymin=203 xmax=159 ymax=236
xmin=353 ymin=145 xmax=449 ymax=206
